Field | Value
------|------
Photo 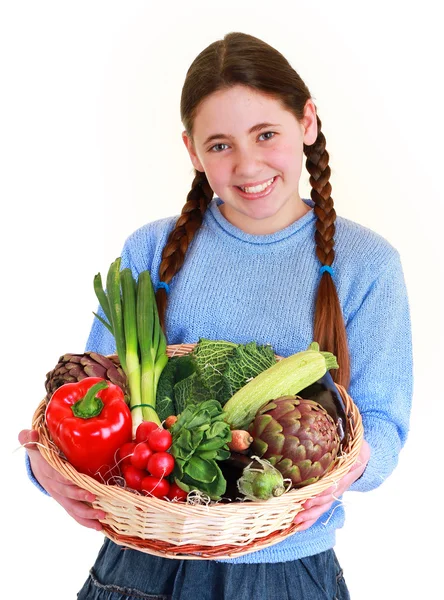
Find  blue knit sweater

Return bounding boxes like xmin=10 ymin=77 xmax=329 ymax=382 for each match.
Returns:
xmin=82 ymin=198 xmax=413 ymax=563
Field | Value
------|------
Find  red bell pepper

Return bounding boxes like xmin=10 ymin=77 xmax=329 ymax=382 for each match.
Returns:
xmin=45 ymin=377 xmax=132 ymax=482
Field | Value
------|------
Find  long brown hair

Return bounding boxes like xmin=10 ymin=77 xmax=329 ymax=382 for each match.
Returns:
xmin=156 ymin=32 xmax=350 ymax=387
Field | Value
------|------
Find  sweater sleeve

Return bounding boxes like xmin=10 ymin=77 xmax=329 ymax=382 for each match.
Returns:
xmin=346 ymin=251 xmax=413 ymax=492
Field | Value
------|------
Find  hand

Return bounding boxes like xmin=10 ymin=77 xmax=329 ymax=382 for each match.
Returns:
xmin=19 ymin=429 xmax=106 ymax=531
xmin=293 ymin=439 xmax=371 ymax=531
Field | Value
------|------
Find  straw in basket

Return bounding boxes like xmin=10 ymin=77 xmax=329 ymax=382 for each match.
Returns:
xmin=32 ymin=343 xmax=363 ymax=560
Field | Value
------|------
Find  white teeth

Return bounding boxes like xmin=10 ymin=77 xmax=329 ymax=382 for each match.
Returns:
xmin=240 ymin=177 xmax=275 ymax=193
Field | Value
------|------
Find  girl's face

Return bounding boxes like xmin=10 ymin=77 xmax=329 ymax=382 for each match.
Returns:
xmin=183 ymin=85 xmax=317 ymax=235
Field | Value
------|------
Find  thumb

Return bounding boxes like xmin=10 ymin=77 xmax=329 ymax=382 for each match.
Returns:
xmin=18 ymin=429 xmax=39 ymax=449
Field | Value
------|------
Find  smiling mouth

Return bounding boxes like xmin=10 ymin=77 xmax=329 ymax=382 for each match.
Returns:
xmin=237 ymin=177 xmax=276 ymax=194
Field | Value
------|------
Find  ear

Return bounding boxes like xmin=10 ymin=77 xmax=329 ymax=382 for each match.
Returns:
xmin=182 ymin=131 xmax=205 ymax=172
xmin=300 ymin=99 xmax=318 ymax=145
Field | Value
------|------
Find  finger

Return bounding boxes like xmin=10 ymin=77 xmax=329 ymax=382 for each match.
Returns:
xmin=303 ymin=488 xmax=336 ymax=509
xmin=50 ymin=479 xmax=98 ymax=503
xmin=295 ymin=517 xmax=320 ymax=532
xmin=18 ymin=429 xmax=39 ymax=449
xmin=35 ymin=461 xmax=83 ymax=488
xmin=293 ymin=501 xmax=334 ymax=526
xmin=51 ymin=492 xmax=106 ymax=529
xmin=73 ymin=517 xmax=104 ymax=531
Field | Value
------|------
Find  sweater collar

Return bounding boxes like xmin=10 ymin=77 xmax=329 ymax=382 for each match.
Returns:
xmin=206 ymin=198 xmax=316 ymax=244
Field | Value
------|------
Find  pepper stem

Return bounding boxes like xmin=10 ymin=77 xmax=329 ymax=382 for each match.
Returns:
xmin=72 ymin=381 xmax=108 ymax=419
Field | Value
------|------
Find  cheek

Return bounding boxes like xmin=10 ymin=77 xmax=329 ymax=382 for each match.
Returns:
xmin=202 ymin=158 xmax=232 ymax=191
xmin=269 ymin=145 xmax=302 ymax=179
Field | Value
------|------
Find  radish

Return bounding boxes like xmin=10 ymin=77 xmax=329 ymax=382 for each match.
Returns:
xmin=228 ymin=430 xmax=253 ymax=452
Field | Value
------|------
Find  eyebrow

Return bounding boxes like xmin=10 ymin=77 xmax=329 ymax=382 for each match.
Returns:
xmin=203 ymin=122 xmax=279 ymax=146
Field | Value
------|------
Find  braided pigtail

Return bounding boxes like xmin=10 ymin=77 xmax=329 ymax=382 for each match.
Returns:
xmin=304 ymin=115 xmax=350 ymax=388
xmin=156 ymin=170 xmax=213 ymax=332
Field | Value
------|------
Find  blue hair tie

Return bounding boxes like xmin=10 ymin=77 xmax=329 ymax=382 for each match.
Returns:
xmin=320 ymin=265 xmax=334 ymax=276
xmin=156 ymin=281 xmax=170 ymax=294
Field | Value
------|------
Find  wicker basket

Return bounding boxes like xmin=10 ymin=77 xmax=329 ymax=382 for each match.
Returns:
xmin=32 ymin=343 xmax=363 ymax=560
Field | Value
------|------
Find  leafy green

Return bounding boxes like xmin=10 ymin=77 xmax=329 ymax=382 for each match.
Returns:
xmin=219 ymin=341 xmax=276 ymax=405
xmin=191 ymin=339 xmax=238 ymax=402
xmin=156 ymin=339 xmax=278 ymax=419
xmin=190 ymin=339 xmax=277 ymax=406
xmin=156 ymin=354 xmax=204 ymax=418
xmin=170 ymin=399 xmax=232 ymax=500
xmin=174 ymin=371 xmax=211 ymax=415
xmin=175 ymin=353 xmax=198 ymax=382
xmin=155 ymin=357 xmax=177 ymax=421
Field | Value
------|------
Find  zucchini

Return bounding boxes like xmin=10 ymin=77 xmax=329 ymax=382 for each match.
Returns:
xmin=222 ymin=342 xmax=338 ymax=429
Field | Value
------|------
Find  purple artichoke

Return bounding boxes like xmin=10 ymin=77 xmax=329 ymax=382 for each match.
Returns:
xmin=45 ymin=352 xmax=129 ymax=403
xmin=248 ymin=396 xmax=340 ymax=488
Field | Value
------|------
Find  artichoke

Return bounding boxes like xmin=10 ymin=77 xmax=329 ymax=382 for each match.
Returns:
xmin=237 ymin=456 xmax=287 ymax=501
xmin=45 ymin=352 xmax=129 ymax=403
xmin=248 ymin=396 xmax=340 ymax=488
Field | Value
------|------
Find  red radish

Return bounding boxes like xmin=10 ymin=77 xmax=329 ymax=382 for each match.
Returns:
xmin=148 ymin=428 xmax=172 ymax=452
xmin=167 ymin=483 xmax=188 ymax=502
xmin=164 ymin=415 xmax=178 ymax=429
xmin=130 ymin=442 xmax=153 ymax=470
xmin=117 ymin=441 xmax=136 ymax=467
xmin=122 ymin=464 xmax=146 ymax=491
xmin=147 ymin=452 xmax=175 ymax=478
xmin=135 ymin=421 xmax=159 ymax=443
xmin=141 ymin=476 xmax=170 ymax=498
xmin=228 ymin=430 xmax=253 ymax=453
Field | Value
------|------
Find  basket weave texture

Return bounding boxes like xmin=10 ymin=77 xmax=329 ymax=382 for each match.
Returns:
xmin=33 ymin=343 xmax=363 ymax=560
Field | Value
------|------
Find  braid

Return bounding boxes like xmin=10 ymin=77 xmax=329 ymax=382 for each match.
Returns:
xmin=304 ymin=115 xmax=350 ymax=388
xmin=156 ymin=170 xmax=213 ymax=332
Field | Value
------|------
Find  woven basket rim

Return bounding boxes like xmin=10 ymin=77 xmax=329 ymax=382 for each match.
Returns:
xmin=34 ymin=342 xmax=363 ymax=560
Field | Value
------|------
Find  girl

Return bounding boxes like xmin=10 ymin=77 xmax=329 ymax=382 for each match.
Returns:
xmin=20 ymin=32 xmax=412 ymax=599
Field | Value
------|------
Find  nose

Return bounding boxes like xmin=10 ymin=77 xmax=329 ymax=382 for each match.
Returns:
xmin=233 ymin=146 xmax=262 ymax=180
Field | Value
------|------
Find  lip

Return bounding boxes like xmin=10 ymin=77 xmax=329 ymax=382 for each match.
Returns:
xmin=236 ymin=176 xmax=275 ymax=188
xmin=235 ymin=176 xmax=278 ymax=200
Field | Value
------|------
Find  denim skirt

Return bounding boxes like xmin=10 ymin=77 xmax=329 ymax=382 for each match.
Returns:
xmin=77 ymin=539 xmax=350 ymax=600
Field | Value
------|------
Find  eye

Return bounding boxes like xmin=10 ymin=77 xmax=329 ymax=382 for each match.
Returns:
xmin=209 ymin=143 xmax=229 ymax=153
xmin=258 ymin=131 xmax=275 ymax=141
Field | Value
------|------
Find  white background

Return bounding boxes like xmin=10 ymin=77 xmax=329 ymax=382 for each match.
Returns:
xmin=2 ymin=1 xmax=443 ymax=598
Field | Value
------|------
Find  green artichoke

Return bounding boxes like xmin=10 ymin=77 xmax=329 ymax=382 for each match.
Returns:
xmin=248 ymin=395 xmax=340 ymax=488
xmin=237 ymin=456 xmax=287 ymax=501
xmin=45 ymin=352 xmax=129 ymax=403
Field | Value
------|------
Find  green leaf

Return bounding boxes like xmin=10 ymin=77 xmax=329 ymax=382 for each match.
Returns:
xmin=185 ymin=456 xmax=218 ymax=483
xmin=185 ymin=409 xmax=212 ymax=430
xmin=174 ymin=477 xmax=190 ymax=492
xmin=175 ymin=354 xmax=199 ymax=382
xmin=173 ymin=461 xmax=184 ymax=479
xmin=92 ymin=312 xmax=113 ymax=334
xmin=180 ymin=466 xmax=226 ymax=500
xmin=190 ymin=429 xmax=206 ymax=449
xmin=214 ymin=448 xmax=231 ymax=461
xmin=207 ymin=421 xmax=230 ymax=439
xmin=198 ymin=436 xmax=228 ymax=452
xmin=219 ymin=342 xmax=276 ymax=405
xmin=156 ymin=357 xmax=177 ymax=418
xmin=197 ymin=449 xmax=219 ymax=460
xmin=197 ymin=463 xmax=227 ymax=499
xmin=156 ymin=395 xmax=175 ymax=422
xmin=171 ymin=429 xmax=193 ymax=457
xmin=192 ymin=339 xmax=238 ymax=402
xmin=174 ymin=371 xmax=212 ymax=414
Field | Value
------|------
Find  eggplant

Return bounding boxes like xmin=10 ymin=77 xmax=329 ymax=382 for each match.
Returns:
xmin=219 ymin=453 xmax=259 ymax=502
xmin=298 ymin=371 xmax=349 ymax=445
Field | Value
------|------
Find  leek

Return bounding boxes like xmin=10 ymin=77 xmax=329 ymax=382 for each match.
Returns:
xmin=120 ymin=268 xmax=143 ymax=430
xmin=93 ymin=259 xmax=166 ymax=435
xmin=137 ymin=271 xmax=168 ymax=424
